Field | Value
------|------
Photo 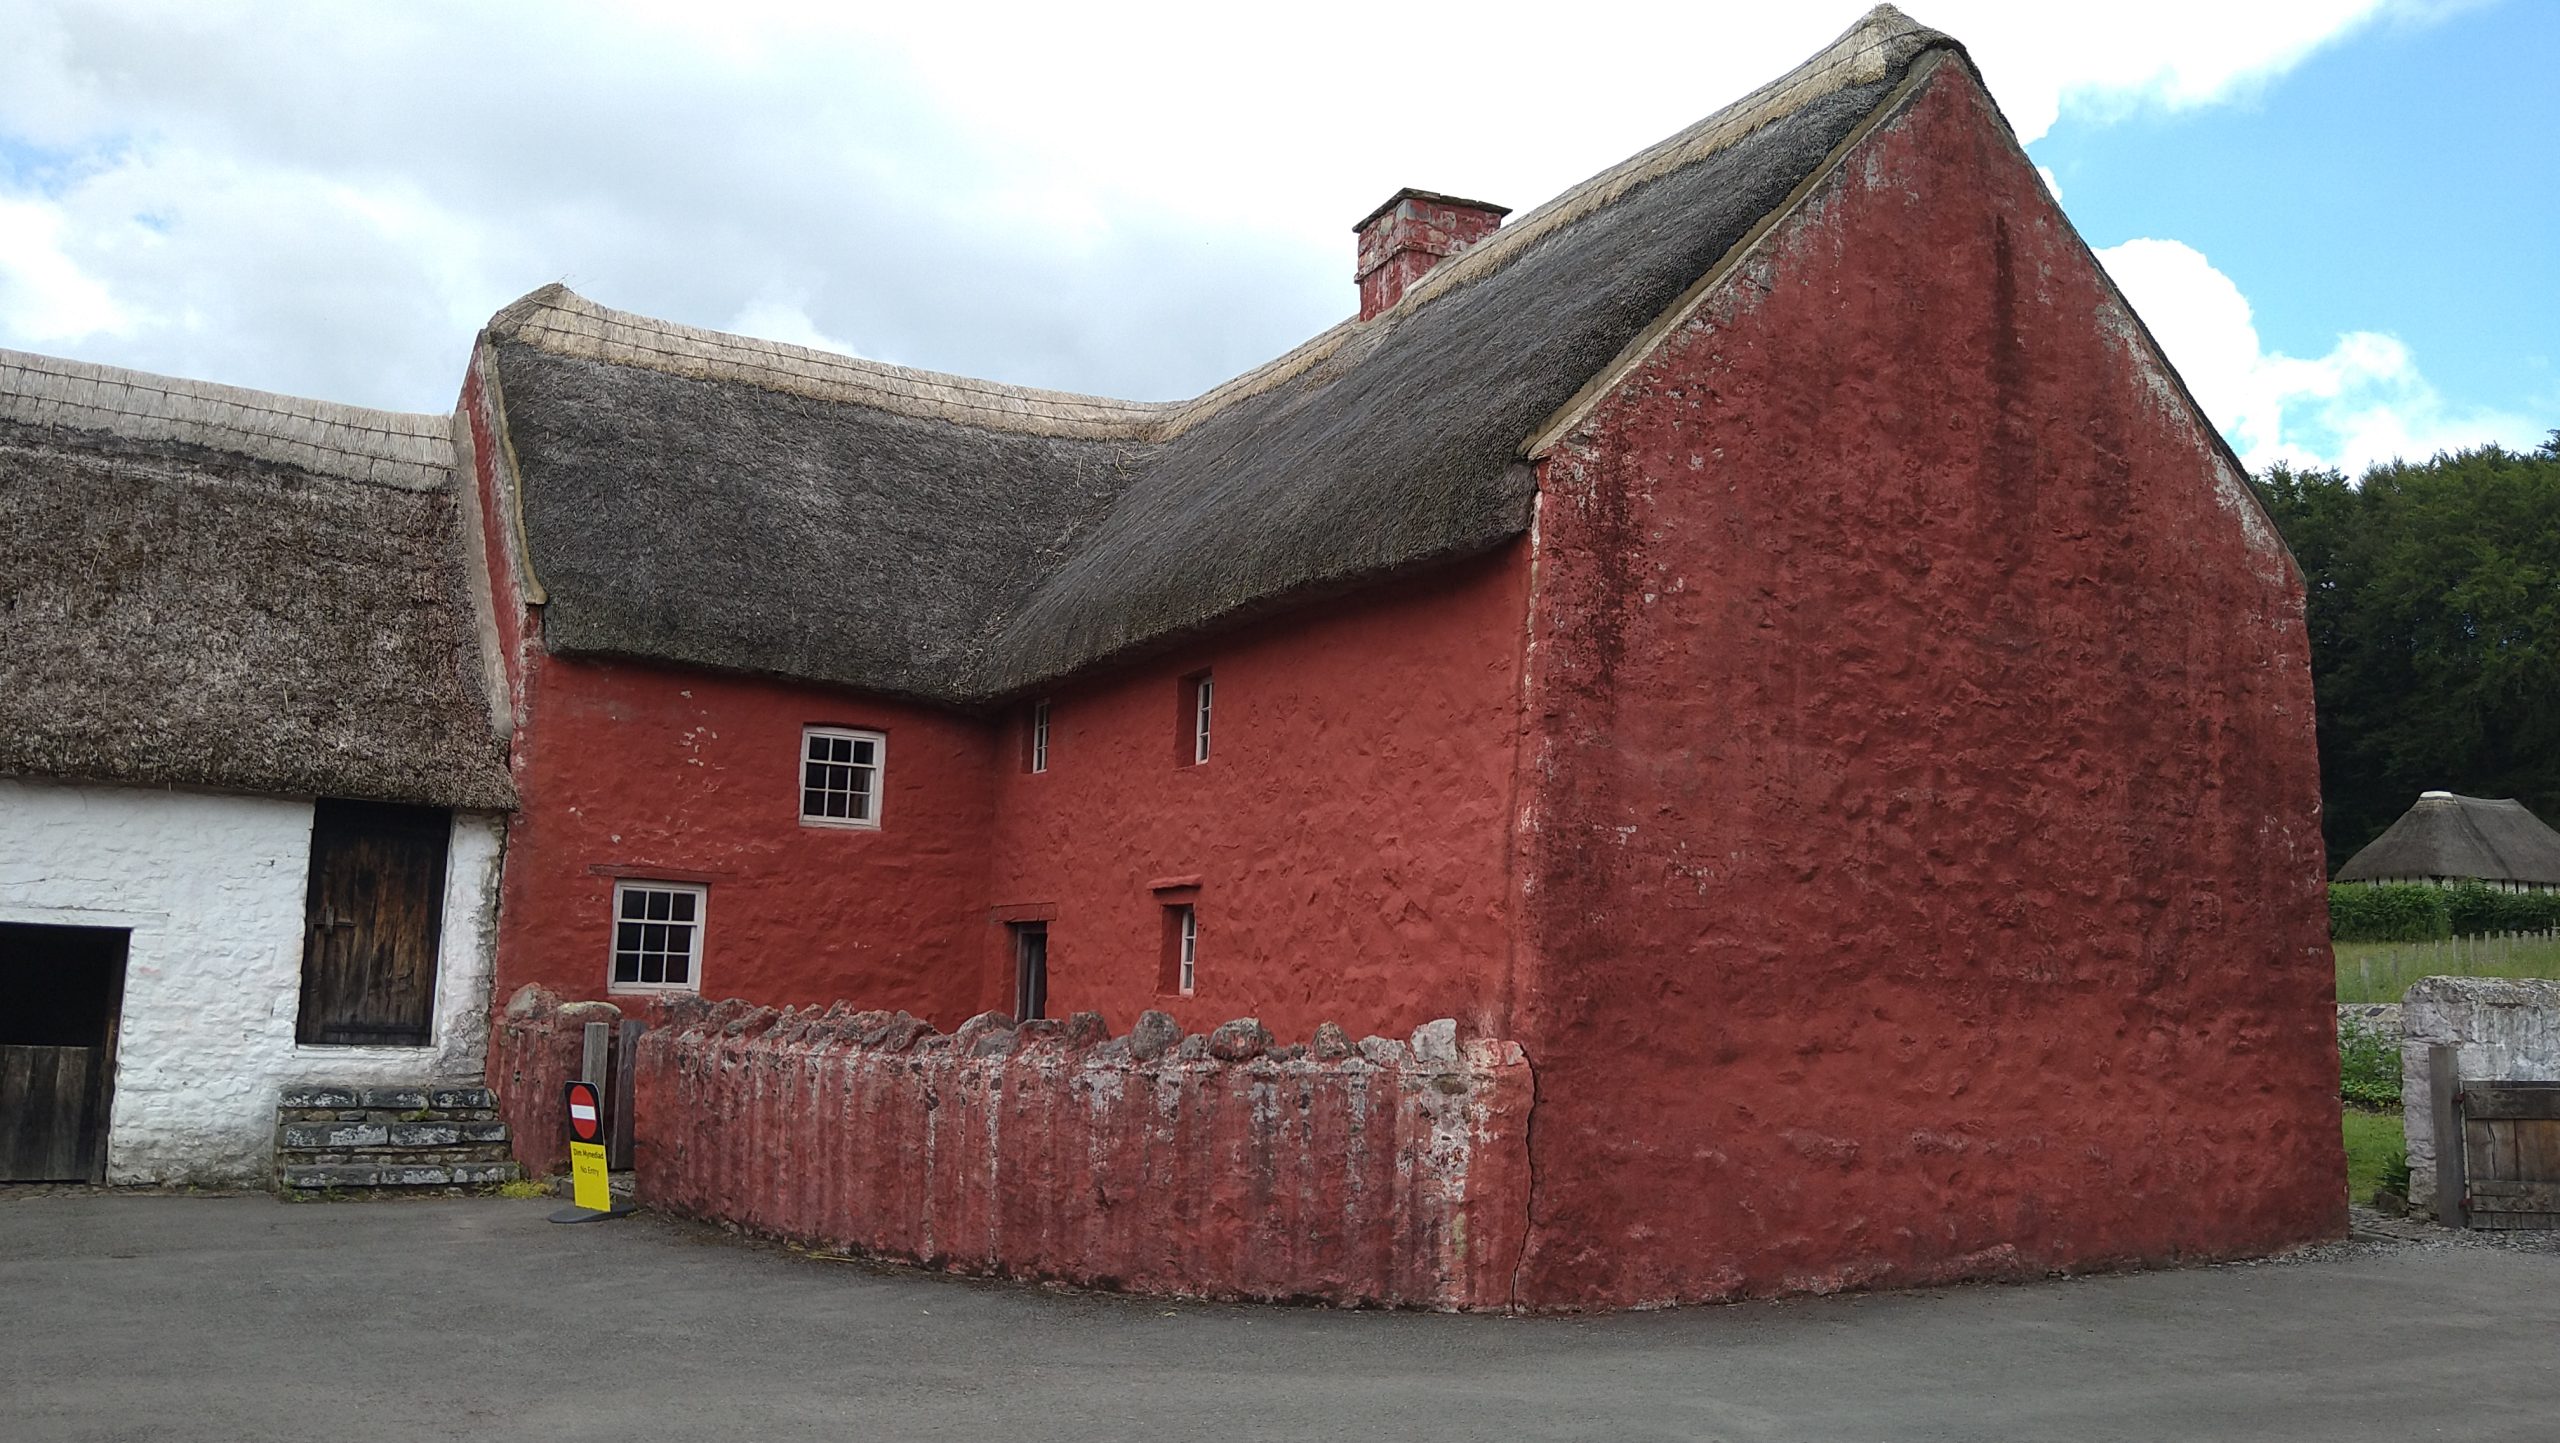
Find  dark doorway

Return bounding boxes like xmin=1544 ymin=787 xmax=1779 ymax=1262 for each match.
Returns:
xmin=1011 ymin=923 xmax=1048 ymax=1023
xmin=298 ymin=799 xmax=450 ymax=1047
xmin=0 ymin=922 xmax=129 ymax=1182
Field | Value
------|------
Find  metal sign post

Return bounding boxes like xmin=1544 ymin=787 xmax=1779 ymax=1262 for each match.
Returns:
xmin=548 ymin=1078 xmax=633 ymax=1224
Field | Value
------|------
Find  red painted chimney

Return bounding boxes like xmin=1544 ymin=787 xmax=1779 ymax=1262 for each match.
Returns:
xmin=1353 ymin=188 xmax=1509 ymax=321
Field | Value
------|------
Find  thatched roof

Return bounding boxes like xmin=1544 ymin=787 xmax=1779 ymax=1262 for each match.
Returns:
xmin=0 ymin=349 xmax=515 ymax=811
xmin=2336 ymin=794 xmax=2560 ymax=887
xmin=485 ymin=7 xmax=1959 ymax=705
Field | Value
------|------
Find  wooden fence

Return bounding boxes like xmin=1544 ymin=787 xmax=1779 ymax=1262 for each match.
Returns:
xmin=2427 ymin=1045 xmax=2560 ymax=1230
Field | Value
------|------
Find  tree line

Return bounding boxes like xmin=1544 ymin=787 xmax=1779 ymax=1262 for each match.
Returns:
xmin=2250 ymin=433 xmax=2560 ymax=871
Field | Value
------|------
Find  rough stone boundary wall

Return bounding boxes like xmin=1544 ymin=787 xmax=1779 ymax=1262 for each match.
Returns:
xmin=488 ymin=987 xmax=625 ymax=1177
xmin=2401 ymin=976 xmax=2560 ymax=1218
xmin=2337 ymin=1003 xmax=2401 ymax=1043
xmin=631 ymin=998 xmax=1534 ymax=1310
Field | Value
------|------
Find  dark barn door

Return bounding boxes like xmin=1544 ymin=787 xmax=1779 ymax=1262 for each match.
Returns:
xmin=297 ymin=800 xmax=450 ymax=1047
xmin=0 ymin=923 xmax=129 ymax=1182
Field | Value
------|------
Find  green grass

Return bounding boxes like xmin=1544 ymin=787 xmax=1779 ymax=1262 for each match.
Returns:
xmin=2342 ymin=1107 xmax=2406 ymax=1204
xmin=2333 ymin=934 xmax=2560 ymax=1003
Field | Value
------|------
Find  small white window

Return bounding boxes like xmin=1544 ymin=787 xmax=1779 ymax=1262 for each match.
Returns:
xmin=1191 ymin=673 xmax=1213 ymax=764
xmin=609 ymin=881 xmax=704 ymax=994
xmin=1029 ymin=700 xmax=1050 ymax=774
xmin=801 ymin=726 xmax=885 ymax=828
xmin=1177 ymin=905 xmax=1198 ymax=995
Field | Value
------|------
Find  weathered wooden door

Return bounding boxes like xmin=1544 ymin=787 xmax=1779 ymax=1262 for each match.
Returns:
xmin=1012 ymin=923 xmax=1049 ymax=1022
xmin=297 ymin=800 xmax=450 ymax=1047
xmin=0 ymin=923 xmax=128 ymax=1183
xmin=2460 ymin=1081 xmax=2560 ymax=1229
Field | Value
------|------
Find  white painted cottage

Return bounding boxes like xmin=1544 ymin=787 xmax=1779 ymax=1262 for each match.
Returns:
xmin=0 ymin=350 xmax=515 ymax=1185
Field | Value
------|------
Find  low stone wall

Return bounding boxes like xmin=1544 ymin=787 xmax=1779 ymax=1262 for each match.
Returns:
xmin=487 ymin=987 xmax=622 ymax=1177
xmin=2401 ymin=977 xmax=2560 ymax=1218
xmin=2338 ymin=1003 xmax=2402 ymax=1041
xmin=630 ymin=998 xmax=1533 ymax=1310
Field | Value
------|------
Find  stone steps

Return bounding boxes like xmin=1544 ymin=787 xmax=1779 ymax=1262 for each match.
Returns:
xmin=280 ymin=1161 xmax=521 ymax=1190
xmin=274 ymin=1084 xmax=521 ymax=1194
xmin=280 ymin=1120 xmax=511 ymax=1150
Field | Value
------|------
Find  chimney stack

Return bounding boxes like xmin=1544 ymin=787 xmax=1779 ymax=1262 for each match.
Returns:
xmin=1353 ymin=188 xmax=1509 ymax=321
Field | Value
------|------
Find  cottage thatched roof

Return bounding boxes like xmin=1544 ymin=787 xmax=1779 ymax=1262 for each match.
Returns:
xmin=485 ymin=7 xmax=1959 ymax=705
xmin=0 ymin=349 xmax=515 ymax=811
xmin=2335 ymin=794 xmax=2560 ymax=887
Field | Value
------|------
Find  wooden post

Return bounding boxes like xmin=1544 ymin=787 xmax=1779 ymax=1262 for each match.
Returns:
xmin=2430 ymin=1043 xmax=2465 ymax=1229
xmin=608 ymin=1019 xmax=642 ymax=1171
xmin=580 ymin=1020 xmax=611 ymax=1086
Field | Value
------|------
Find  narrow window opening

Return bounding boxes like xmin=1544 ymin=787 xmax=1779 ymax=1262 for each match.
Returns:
xmin=1179 ymin=671 xmax=1213 ymax=766
xmin=1180 ymin=907 xmax=1198 ymax=994
xmin=801 ymin=725 xmax=885 ymax=828
xmin=1028 ymin=700 xmax=1050 ymax=774
xmin=609 ymin=881 xmax=705 ymax=994
xmin=1159 ymin=904 xmax=1198 ymax=997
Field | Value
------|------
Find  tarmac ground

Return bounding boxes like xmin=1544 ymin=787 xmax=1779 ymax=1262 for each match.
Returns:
xmin=2 ymin=1191 xmax=2554 ymax=1441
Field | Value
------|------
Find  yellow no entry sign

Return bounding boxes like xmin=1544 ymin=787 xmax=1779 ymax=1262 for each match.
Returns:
xmin=549 ymin=1078 xmax=630 ymax=1223
xmin=568 ymin=1139 xmax=611 ymax=1211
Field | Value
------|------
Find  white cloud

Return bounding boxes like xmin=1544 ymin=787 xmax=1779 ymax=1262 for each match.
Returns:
xmin=0 ymin=196 xmax=133 ymax=342
xmin=1930 ymin=0 xmax=2428 ymax=142
xmin=2099 ymin=237 xmax=2539 ymax=474
xmin=0 ymin=0 xmax=2493 ymax=413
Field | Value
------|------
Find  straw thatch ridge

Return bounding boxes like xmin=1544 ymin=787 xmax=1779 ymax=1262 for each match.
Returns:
xmin=2336 ymin=794 xmax=2560 ymax=887
xmin=0 ymin=347 xmax=451 ymax=490
xmin=0 ymin=352 xmax=514 ymax=810
xmin=486 ymin=286 xmax=1176 ymax=442
xmin=486 ymin=8 xmax=1960 ymax=704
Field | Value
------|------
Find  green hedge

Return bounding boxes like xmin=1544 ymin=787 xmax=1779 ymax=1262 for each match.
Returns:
xmin=2329 ymin=883 xmax=2450 ymax=942
xmin=2443 ymin=882 xmax=2560 ymax=935
xmin=2330 ymin=881 xmax=2560 ymax=940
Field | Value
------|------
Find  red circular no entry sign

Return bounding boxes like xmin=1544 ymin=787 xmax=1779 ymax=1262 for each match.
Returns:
xmin=564 ymin=1080 xmax=604 ymax=1144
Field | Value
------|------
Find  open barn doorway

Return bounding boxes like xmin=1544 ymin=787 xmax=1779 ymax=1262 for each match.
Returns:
xmin=0 ymin=923 xmax=129 ymax=1182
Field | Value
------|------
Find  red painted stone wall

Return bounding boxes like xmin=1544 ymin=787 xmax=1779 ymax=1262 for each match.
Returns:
xmin=982 ymin=545 xmax=1534 ymax=1041
xmin=477 ymin=542 xmax=1529 ymax=1045
xmin=630 ymin=997 xmax=1533 ymax=1308
xmin=1508 ymin=59 xmax=2342 ymax=1307
xmin=485 ymin=648 xmax=997 ymax=1025
xmin=486 ymin=987 xmax=620 ymax=1177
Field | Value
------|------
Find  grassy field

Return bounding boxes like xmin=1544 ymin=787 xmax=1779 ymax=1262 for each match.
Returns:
xmin=2333 ymin=934 xmax=2560 ymax=1003
xmin=2342 ymin=1108 xmax=2405 ymax=1204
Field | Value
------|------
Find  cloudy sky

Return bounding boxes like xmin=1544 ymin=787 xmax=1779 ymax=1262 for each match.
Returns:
xmin=1 ymin=0 xmax=2549 ymax=476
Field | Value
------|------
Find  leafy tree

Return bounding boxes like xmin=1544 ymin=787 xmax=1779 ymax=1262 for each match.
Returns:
xmin=2252 ymin=437 xmax=2560 ymax=870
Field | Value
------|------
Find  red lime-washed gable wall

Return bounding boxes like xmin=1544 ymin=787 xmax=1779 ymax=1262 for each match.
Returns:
xmin=1507 ymin=57 xmax=2342 ymax=1307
